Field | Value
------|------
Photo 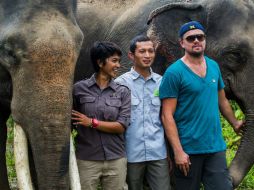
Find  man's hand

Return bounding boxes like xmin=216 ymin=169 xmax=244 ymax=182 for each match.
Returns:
xmin=71 ymin=110 xmax=92 ymax=127
xmin=233 ymin=120 xmax=245 ymax=134
xmin=174 ymin=150 xmax=191 ymax=176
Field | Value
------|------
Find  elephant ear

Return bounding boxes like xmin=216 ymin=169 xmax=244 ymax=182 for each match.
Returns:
xmin=147 ymin=2 xmax=206 ymax=26
xmin=146 ymin=2 xmax=207 ymax=75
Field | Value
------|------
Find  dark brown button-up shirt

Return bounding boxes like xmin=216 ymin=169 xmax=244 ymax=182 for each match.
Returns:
xmin=73 ymin=74 xmax=131 ymax=160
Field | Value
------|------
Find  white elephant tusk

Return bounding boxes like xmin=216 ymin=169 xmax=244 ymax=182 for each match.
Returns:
xmin=69 ymin=136 xmax=81 ymax=190
xmin=14 ymin=123 xmax=34 ymax=190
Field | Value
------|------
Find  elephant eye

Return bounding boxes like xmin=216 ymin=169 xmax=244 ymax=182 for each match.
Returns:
xmin=220 ymin=46 xmax=248 ymax=71
xmin=0 ymin=40 xmax=24 ymax=68
xmin=227 ymin=51 xmax=247 ymax=64
xmin=0 ymin=46 xmax=16 ymax=68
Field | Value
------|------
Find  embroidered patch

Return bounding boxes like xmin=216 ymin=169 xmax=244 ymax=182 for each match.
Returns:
xmin=189 ymin=25 xmax=196 ymax=29
xmin=153 ymin=89 xmax=159 ymax=97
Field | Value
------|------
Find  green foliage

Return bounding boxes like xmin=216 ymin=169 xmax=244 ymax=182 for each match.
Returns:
xmin=221 ymin=101 xmax=254 ymax=190
xmin=71 ymin=128 xmax=78 ymax=148
xmin=6 ymin=116 xmax=17 ymax=189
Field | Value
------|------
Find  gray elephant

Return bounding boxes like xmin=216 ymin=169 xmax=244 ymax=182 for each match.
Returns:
xmin=0 ymin=0 xmax=83 ymax=189
xmin=146 ymin=0 xmax=254 ymax=188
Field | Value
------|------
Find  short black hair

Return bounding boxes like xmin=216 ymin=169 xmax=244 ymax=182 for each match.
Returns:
xmin=90 ymin=41 xmax=122 ymax=72
xmin=129 ymin=35 xmax=152 ymax=53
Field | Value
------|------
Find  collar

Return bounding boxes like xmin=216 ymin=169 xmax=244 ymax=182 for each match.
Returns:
xmin=130 ymin=67 xmax=157 ymax=82
xmin=87 ymin=74 xmax=97 ymax=87
xmin=87 ymin=73 xmax=117 ymax=91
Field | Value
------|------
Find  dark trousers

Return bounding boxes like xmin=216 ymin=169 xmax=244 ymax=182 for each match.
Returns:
xmin=173 ymin=151 xmax=233 ymax=190
xmin=127 ymin=159 xmax=171 ymax=190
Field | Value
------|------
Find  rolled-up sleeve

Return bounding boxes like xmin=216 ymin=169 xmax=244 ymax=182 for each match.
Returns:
xmin=117 ymin=87 xmax=131 ymax=128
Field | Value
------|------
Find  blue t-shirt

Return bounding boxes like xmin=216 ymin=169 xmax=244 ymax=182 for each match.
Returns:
xmin=159 ymin=56 xmax=226 ymax=154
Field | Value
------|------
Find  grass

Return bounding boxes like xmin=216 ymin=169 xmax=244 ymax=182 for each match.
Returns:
xmin=5 ymin=101 xmax=254 ymax=189
xmin=6 ymin=117 xmax=17 ymax=190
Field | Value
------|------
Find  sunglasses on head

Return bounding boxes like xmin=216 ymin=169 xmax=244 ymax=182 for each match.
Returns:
xmin=185 ymin=34 xmax=206 ymax=43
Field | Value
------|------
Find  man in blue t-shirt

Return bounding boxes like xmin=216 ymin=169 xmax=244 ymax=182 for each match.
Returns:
xmin=159 ymin=21 xmax=244 ymax=190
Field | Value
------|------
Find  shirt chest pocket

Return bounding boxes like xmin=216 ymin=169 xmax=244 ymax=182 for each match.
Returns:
xmin=104 ymin=98 xmax=122 ymax=121
xmin=150 ymin=97 xmax=161 ymax=112
xmin=131 ymin=97 xmax=140 ymax=122
xmin=151 ymin=97 xmax=161 ymax=106
xmin=131 ymin=97 xmax=140 ymax=107
xmin=149 ymin=97 xmax=161 ymax=125
xmin=80 ymin=96 xmax=96 ymax=117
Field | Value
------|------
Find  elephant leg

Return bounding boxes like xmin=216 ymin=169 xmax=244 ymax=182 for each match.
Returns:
xmin=0 ymin=109 xmax=11 ymax=190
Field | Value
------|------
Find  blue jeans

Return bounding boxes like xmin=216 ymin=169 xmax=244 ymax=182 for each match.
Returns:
xmin=127 ymin=158 xmax=171 ymax=190
xmin=173 ymin=151 xmax=233 ymax=190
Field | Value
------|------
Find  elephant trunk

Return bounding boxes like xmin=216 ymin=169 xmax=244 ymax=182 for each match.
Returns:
xmin=27 ymin=117 xmax=71 ymax=189
xmin=14 ymin=123 xmax=80 ymax=190
xmin=14 ymin=108 xmax=73 ymax=190
xmin=229 ymin=112 xmax=254 ymax=188
xmin=10 ymin=60 xmax=76 ymax=189
xmin=33 ymin=125 xmax=70 ymax=190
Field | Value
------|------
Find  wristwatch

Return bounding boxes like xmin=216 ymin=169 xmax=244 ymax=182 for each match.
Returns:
xmin=91 ymin=118 xmax=99 ymax=128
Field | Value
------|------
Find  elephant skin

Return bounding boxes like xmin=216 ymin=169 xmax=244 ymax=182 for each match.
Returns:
xmin=75 ymin=0 xmax=176 ymax=81
xmin=146 ymin=0 xmax=254 ymax=188
xmin=0 ymin=0 xmax=83 ymax=189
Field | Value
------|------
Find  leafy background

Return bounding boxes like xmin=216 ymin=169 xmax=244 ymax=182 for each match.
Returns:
xmin=222 ymin=101 xmax=254 ymax=190
xmin=6 ymin=101 xmax=254 ymax=189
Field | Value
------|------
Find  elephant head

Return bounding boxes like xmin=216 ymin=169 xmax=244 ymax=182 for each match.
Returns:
xmin=0 ymin=0 xmax=83 ymax=189
xmin=147 ymin=0 xmax=254 ymax=187
xmin=75 ymin=0 xmax=177 ymax=81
